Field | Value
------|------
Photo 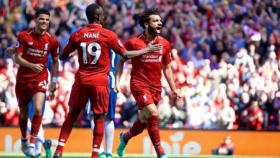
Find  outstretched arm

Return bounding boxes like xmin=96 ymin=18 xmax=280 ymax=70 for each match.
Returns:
xmin=123 ymin=42 xmax=162 ymax=58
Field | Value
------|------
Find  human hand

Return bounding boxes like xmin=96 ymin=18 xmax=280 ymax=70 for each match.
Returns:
xmin=172 ymin=89 xmax=181 ymax=100
xmin=114 ymin=84 xmax=121 ymax=93
xmin=147 ymin=42 xmax=162 ymax=52
xmin=30 ymin=63 xmax=44 ymax=73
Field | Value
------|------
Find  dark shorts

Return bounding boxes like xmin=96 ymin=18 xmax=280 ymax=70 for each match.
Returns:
xmin=16 ymin=80 xmax=47 ymax=108
xmin=68 ymin=82 xmax=109 ymax=114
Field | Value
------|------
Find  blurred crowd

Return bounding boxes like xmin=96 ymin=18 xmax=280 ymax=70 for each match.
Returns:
xmin=0 ymin=0 xmax=280 ymax=130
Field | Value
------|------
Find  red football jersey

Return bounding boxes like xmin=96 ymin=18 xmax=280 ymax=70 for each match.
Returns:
xmin=15 ymin=29 xmax=59 ymax=83
xmin=125 ymin=34 xmax=172 ymax=90
xmin=63 ymin=24 xmax=126 ymax=85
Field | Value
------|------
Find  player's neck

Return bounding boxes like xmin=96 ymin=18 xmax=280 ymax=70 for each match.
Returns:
xmin=90 ymin=21 xmax=101 ymax=25
xmin=34 ymin=27 xmax=46 ymax=35
xmin=144 ymin=31 xmax=157 ymax=42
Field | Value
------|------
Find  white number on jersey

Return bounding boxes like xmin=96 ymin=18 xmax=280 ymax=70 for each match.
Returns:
xmin=80 ymin=42 xmax=101 ymax=64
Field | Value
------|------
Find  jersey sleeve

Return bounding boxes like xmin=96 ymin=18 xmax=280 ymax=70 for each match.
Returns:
xmin=50 ymin=37 xmax=60 ymax=58
xmin=162 ymin=41 xmax=172 ymax=65
xmin=62 ymin=32 xmax=77 ymax=56
xmin=15 ymin=32 xmax=26 ymax=54
xmin=109 ymin=32 xmax=126 ymax=55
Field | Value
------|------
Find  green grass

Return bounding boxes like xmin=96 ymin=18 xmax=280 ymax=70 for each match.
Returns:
xmin=0 ymin=153 xmax=278 ymax=158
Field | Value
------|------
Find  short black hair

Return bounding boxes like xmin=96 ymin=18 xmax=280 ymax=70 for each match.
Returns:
xmin=86 ymin=3 xmax=103 ymax=23
xmin=35 ymin=8 xmax=50 ymax=17
xmin=139 ymin=8 xmax=160 ymax=28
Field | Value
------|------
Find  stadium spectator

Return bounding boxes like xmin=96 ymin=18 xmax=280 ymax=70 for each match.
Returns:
xmin=212 ymin=136 xmax=234 ymax=155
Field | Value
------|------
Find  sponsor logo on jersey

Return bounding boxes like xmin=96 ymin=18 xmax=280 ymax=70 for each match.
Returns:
xmin=44 ymin=43 xmax=49 ymax=50
xmin=143 ymin=94 xmax=147 ymax=102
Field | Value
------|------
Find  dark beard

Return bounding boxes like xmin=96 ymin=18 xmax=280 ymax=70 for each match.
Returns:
xmin=147 ymin=25 xmax=158 ymax=37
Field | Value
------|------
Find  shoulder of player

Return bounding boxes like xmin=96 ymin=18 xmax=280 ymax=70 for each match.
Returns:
xmin=18 ymin=29 xmax=33 ymax=37
xmin=42 ymin=32 xmax=60 ymax=44
xmin=126 ymin=36 xmax=140 ymax=44
xmin=100 ymin=27 xmax=118 ymax=38
xmin=157 ymin=36 xmax=170 ymax=45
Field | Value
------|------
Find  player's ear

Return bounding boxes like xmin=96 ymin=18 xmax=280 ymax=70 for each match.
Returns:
xmin=144 ymin=22 xmax=148 ymax=29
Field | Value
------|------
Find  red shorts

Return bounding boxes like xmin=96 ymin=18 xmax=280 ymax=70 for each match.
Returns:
xmin=68 ymin=82 xmax=109 ymax=114
xmin=131 ymin=86 xmax=161 ymax=110
xmin=15 ymin=80 xmax=47 ymax=108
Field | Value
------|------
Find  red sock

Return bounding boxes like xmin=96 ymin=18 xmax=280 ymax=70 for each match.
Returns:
xmin=19 ymin=116 xmax=28 ymax=138
xmin=55 ymin=113 xmax=80 ymax=154
xmin=91 ymin=116 xmax=104 ymax=158
xmin=124 ymin=119 xmax=146 ymax=142
xmin=30 ymin=115 xmax=42 ymax=144
xmin=147 ymin=116 xmax=164 ymax=156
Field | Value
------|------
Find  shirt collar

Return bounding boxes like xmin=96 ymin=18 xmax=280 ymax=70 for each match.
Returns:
xmin=139 ymin=33 xmax=159 ymax=43
xmin=87 ymin=23 xmax=103 ymax=28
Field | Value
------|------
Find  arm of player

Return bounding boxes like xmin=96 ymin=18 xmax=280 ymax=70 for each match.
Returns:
xmin=163 ymin=63 xmax=178 ymax=98
xmin=115 ymin=57 xmax=126 ymax=92
xmin=14 ymin=52 xmax=44 ymax=73
xmin=49 ymin=56 xmax=59 ymax=99
xmin=60 ymin=34 xmax=76 ymax=61
xmin=123 ymin=42 xmax=162 ymax=58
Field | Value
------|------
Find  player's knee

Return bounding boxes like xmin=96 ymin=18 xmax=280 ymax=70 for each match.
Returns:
xmin=144 ymin=106 xmax=158 ymax=117
xmin=34 ymin=108 xmax=42 ymax=115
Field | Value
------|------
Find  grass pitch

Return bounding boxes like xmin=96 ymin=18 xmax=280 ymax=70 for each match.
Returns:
xmin=0 ymin=152 xmax=278 ymax=158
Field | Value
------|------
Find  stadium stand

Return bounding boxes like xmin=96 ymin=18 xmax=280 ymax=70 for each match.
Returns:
xmin=0 ymin=0 xmax=280 ymax=131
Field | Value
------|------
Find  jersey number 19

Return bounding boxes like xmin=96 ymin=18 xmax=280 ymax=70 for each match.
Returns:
xmin=80 ymin=42 xmax=101 ymax=64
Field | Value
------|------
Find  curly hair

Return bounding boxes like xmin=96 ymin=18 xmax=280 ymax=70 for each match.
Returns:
xmin=139 ymin=8 xmax=160 ymax=28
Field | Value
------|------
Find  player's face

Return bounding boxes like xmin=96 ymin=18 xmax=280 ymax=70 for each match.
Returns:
xmin=36 ymin=14 xmax=50 ymax=31
xmin=147 ymin=14 xmax=162 ymax=36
